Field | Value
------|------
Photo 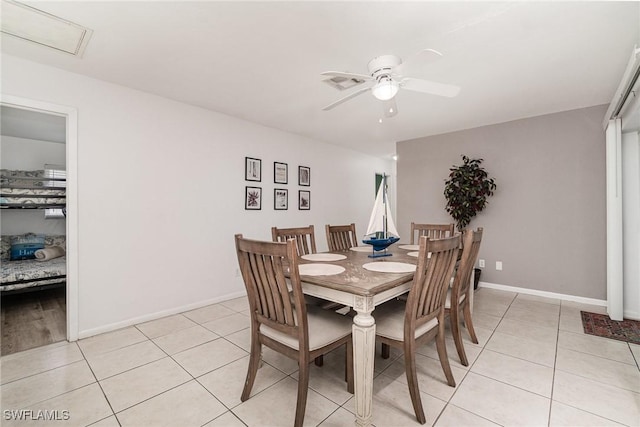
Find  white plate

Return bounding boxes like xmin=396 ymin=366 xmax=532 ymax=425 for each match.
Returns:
xmin=301 ymin=253 xmax=347 ymax=262
xmin=362 ymin=262 xmax=416 ymax=273
xmin=398 ymin=244 xmax=419 ymax=251
xmin=350 ymin=246 xmax=374 ymax=252
xmin=299 ymin=264 xmax=346 ymax=276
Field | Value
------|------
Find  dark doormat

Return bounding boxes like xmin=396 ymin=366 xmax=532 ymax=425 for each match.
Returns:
xmin=581 ymin=311 xmax=640 ymax=345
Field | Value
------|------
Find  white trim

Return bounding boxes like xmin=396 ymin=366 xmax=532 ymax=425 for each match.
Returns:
xmin=0 ymin=94 xmax=80 ymax=341
xmin=606 ymin=119 xmax=624 ymax=320
xmin=78 ymin=290 xmax=247 ymax=339
xmin=625 ymin=311 xmax=640 ymax=321
xmin=477 ymin=281 xmax=607 ymax=307
xmin=603 ymin=45 xmax=640 ymax=125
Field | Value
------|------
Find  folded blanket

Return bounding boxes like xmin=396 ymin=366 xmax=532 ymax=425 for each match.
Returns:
xmin=34 ymin=246 xmax=66 ymax=261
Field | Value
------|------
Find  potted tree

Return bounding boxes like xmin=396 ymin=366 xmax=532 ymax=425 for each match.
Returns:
xmin=444 ymin=155 xmax=497 ymax=289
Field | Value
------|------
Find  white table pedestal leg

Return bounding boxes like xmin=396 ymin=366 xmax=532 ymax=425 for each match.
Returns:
xmin=352 ymin=296 xmax=375 ymax=427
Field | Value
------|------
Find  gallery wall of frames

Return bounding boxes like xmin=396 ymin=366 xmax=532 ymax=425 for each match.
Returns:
xmin=244 ymin=156 xmax=311 ymax=211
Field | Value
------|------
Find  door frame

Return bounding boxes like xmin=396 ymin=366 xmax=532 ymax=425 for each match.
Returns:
xmin=1 ymin=94 xmax=79 ymax=341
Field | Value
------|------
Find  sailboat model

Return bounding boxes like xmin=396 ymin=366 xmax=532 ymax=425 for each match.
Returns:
xmin=362 ymin=175 xmax=400 ymax=258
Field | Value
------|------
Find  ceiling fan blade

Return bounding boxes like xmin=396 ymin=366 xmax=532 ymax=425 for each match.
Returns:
xmin=321 ymin=71 xmax=372 ymax=81
xmin=382 ymin=98 xmax=398 ymax=118
xmin=400 ymin=77 xmax=460 ymax=98
xmin=322 ymin=86 xmax=372 ymax=110
xmin=393 ymin=48 xmax=443 ymax=77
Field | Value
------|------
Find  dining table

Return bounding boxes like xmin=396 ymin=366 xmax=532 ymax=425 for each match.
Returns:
xmin=298 ymin=244 xmax=421 ymax=427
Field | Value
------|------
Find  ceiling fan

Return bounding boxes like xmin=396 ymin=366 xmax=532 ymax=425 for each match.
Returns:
xmin=321 ymin=49 xmax=460 ymax=118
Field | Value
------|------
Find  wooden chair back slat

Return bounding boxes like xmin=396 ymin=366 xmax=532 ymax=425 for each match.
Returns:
xmin=410 ymin=223 xmax=455 ymax=244
xmin=272 ymin=225 xmax=317 ymax=256
xmin=325 ymin=223 xmax=358 ymax=252
xmin=236 ymin=234 xmax=306 ymax=341
xmin=452 ymin=228 xmax=483 ymax=304
xmin=405 ymin=235 xmax=460 ymax=333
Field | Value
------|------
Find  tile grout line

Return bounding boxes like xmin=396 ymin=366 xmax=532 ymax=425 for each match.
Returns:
xmin=433 ymin=290 xmax=517 ymax=425
xmin=76 ymin=341 xmax=122 ymax=426
xmin=140 ymin=320 xmax=248 ymax=425
xmin=56 ymin=302 xmax=246 ymax=424
xmin=547 ymin=297 xmax=561 ymax=427
xmin=119 ymin=317 xmax=253 ymax=425
xmin=550 ymin=302 xmax=640 ymax=426
xmin=9 ymin=293 xmax=635 ymax=426
xmin=0 ymin=358 xmax=98 ymax=412
xmin=166 ymin=317 xmax=303 ymax=423
xmin=85 ymin=315 xmax=240 ymax=424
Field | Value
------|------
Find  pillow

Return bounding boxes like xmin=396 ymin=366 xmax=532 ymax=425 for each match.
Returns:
xmin=10 ymin=233 xmax=45 ymax=260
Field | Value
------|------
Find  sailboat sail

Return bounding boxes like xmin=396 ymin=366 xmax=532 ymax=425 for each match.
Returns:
xmin=366 ymin=178 xmax=399 ymax=237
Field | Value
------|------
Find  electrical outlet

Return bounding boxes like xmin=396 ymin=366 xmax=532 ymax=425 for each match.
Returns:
xmin=496 ymin=261 xmax=503 ymax=271
xmin=479 ymin=259 xmax=485 ymax=268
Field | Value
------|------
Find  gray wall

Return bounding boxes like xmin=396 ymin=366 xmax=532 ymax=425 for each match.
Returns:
xmin=397 ymin=105 xmax=608 ymax=300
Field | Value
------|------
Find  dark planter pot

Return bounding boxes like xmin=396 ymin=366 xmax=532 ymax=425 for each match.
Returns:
xmin=474 ymin=268 xmax=481 ymax=290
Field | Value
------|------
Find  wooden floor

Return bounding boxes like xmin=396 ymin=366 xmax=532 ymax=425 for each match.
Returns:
xmin=1 ymin=287 xmax=66 ymax=356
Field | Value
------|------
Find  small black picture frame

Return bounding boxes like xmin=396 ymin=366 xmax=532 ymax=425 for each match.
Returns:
xmin=298 ymin=190 xmax=310 ymax=210
xmin=274 ymin=188 xmax=288 ymax=210
xmin=298 ymin=166 xmax=310 ymax=186
xmin=245 ymin=157 xmax=261 ymax=182
xmin=245 ymin=186 xmax=262 ymax=210
xmin=274 ymin=162 xmax=288 ymax=184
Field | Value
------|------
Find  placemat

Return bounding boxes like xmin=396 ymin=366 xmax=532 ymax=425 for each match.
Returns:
xmin=362 ymin=262 xmax=416 ymax=273
xmin=350 ymin=246 xmax=374 ymax=252
xmin=398 ymin=244 xmax=419 ymax=251
xmin=301 ymin=253 xmax=347 ymax=262
xmin=298 ymin=264 xmax=346 ymax=276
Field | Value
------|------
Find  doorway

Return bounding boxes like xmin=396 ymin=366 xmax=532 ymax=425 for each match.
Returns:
xmin=1 ymin=95 xmax=79 ymax=354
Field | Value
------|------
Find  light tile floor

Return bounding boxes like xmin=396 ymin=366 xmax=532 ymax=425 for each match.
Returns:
xmin=1 ymin=288 xmax=639 ymax=426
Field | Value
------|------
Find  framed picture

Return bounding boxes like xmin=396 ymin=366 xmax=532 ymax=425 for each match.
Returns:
xmin=245 ymin=186 xmax=262 ymax=210
xmin=298 ymin=190 xmax=310 ymax=210
xmin=274 ymin=162 xmax=288 ymax=184
xmin=298 ymin=166 xmax=310 ymax=186
xmin=245 ymin=157 xmax=261 ymax=182
xmin=274 ymin=188 xmax=288 ymax=210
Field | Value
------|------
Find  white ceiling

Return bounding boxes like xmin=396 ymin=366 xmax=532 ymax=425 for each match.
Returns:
xmin=1 ymin=106 xmax=66 ymax=143
xmin=2 ymin=1 xmax=639 ymax=158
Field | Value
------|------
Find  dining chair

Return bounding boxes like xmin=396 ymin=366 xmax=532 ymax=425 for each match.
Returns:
xmin=409 ymin=223 xmax=455 ymax=244
xmin=325 ymin=223 xmax=358 ymax=251
xmin=446 ymin=227 xmax=483 ymax=366
xmin=272 ymin=225 xmax=316 ymax=256
xmin=380 ymin=222 xmax=456 ymax=358
xmin=235 ymin=234 xmax=353 ymax=427
xmin=272 ymin=224 xmax=341 ymax=367
xmin=374 ymin=234 xmax=460 ymax=424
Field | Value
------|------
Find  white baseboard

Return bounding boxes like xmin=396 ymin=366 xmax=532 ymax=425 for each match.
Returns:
xmin=477 ymin=281 xmax=607 ymax=307
xmin=75 ymin=284 xmax=637 ymax=339
xmin=77 ymin=290 xmax=247 ymax=340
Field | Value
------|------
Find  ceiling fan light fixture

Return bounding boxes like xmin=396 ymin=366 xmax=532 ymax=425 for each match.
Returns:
xmin=372 ymin=77 xmax=399 ymax=101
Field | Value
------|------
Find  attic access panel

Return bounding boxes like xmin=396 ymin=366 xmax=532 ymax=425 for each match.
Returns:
xmin=0 ymin=0 xmax=92 ymax=56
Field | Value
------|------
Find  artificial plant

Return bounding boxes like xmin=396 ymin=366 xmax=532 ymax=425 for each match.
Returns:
xmin=444 ymin=155 xmax=497 ymax=231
